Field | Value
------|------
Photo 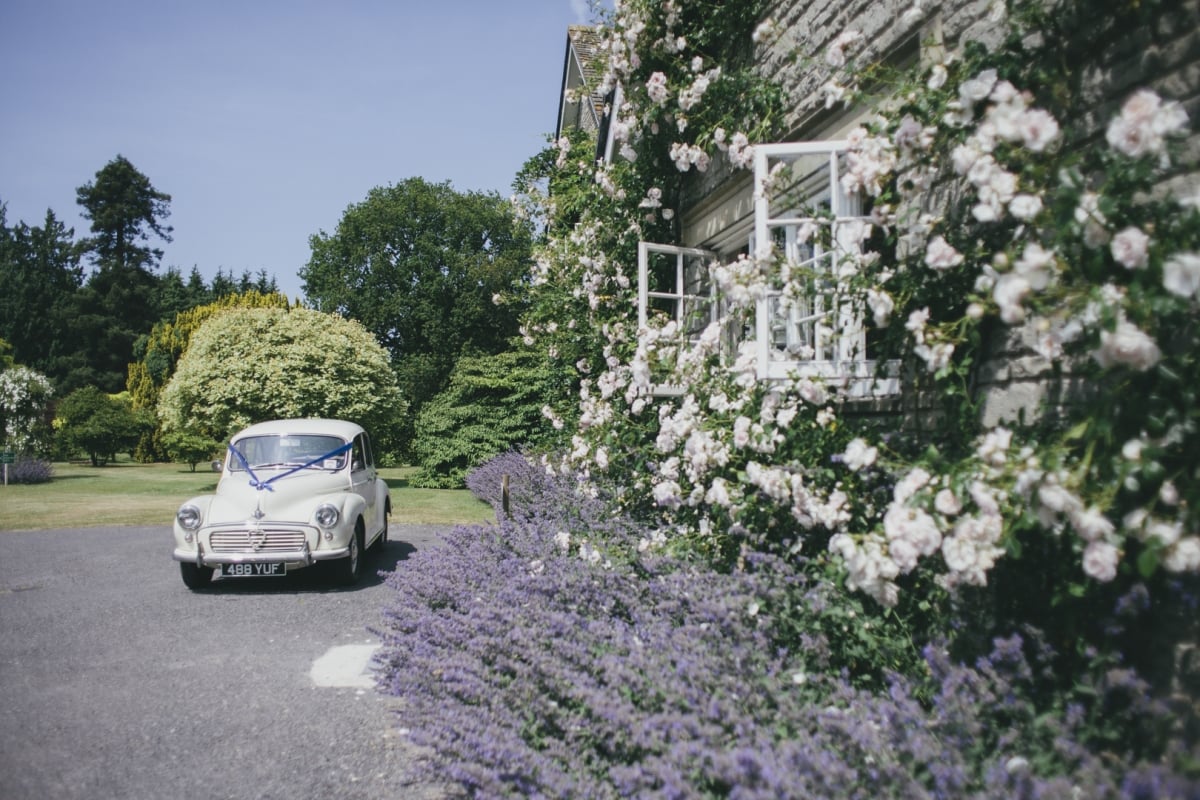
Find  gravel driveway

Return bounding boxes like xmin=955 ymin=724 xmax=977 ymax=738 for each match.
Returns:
xmin=0 ymin=523 xmax=461 ymax=800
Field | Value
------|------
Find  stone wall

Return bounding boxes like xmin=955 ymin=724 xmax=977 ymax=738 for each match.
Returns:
xmin=717 ymin=0 xmax=1199 ymax=428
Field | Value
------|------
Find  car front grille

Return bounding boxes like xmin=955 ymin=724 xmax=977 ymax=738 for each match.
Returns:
xmin=209 ymin=528 xmax=308 ymax=554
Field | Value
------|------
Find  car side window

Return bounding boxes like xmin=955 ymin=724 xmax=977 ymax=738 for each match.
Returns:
xmin=360 ymin=433 xmax=375 ymax=469
xmin=351 ymin=435 xmax=368 ymax=472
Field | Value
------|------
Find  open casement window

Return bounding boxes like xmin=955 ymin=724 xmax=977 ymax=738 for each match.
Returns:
xmin=752 ymin=141 xmax=898 ymax=395
xmin=637 ymin=242 xmax=718 ymax=396
xmin=637 ymin=241 xmax=718 ymax=338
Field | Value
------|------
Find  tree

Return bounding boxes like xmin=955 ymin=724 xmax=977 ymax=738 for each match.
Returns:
xmin=0 ymin=205 xmax=83 ymax=377
xmin=157 ymin=307 xmax=406 ymax=458
xmin=75 ymin=154 xmax=172 ymax=274
xmin=64 ymin=156 xmax=174 ymax=392
xmin=300 ymin=178 xmax=533 ymax=434
xmin=127 ymin=290 xmax=293 ymax=460
xmin=161 ymin=429 xmax=221 ymax=472
xmin=410 ymin=346 xmax=558 ymax=488
xmin=55 ymin=387 xmax=146 ymax=466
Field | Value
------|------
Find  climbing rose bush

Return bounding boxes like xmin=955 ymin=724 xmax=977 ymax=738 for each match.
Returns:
xmin=520 ymin=0 xmax=1200 ymax=611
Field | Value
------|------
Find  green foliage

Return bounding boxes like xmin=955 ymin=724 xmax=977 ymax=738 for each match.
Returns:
xmin=127 ymin=290 xmax=293 ymax=460
xmin=2 ymin=163 xmax=285 ymax=397
xmin=157 ymin=306 xmax=407 ymax=457
xmin=75 ymin=154 xmax=172 ymax=273
xmin=410 ymin=347 xmax=558 ymax=488
xmin=0 ymin=206 xmax=84 ymax=381
xmin=301 ymin=177 xmax=534 ymax=454
xmin=55 ymin=387 xmax=148 ymax=466
xmin=160 ymin=429 xmax=221 ymax=472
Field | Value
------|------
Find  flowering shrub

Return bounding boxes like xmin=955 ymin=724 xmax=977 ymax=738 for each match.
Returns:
xmin=6 ymin=456 xmax=52 ymax=484
xmin=375 ymin=454 xmax=1198 ymax=797
xmin=0 ymin=365 xmax=54 ymax=456
xmin=516 ymin=0 xmax=1200 ymax=634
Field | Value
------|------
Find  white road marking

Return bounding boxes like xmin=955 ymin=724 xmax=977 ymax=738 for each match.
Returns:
xmin=310 ymin=643 xmax=382 ymax=688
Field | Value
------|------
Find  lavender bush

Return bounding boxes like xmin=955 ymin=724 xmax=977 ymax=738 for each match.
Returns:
xmin=375 ymin=453 xmax=1197 ymax=799
xmin=6 ymin=456 xmax=52 ymax=484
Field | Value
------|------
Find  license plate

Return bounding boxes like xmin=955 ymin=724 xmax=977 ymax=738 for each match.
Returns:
xmin=220 ymin=562 xmax=285 ymax=578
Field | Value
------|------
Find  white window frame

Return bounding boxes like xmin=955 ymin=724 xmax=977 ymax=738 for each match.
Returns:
xmin=636 ymin=241 xmax=718 ymax=397
xmin=636 ymin=241 xmax=717 ymax=336
xmin=752 ymin=140 xmax=898 ymax=396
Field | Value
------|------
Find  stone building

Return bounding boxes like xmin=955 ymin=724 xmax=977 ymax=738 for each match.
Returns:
xmin=559 ymin=0 xmax=1200 ymax=426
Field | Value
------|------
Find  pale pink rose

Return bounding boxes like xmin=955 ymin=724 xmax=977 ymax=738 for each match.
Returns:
xmin=1111 ymin=227 xmax=1150 ymax=270
xmin=1164 ymin=537 xmax=1200 ymax=573
xmin=993 ymin=273 xmax=1031 ymax=324
xmin=1082 ymin=540 xmax=1120 ymax=581
xmin=705 ymin=477 xmax=731 ymax=507
xmin=1153 ymin=100 xmax=1189 ymax=137
xmin=1093 ymin=319 xmax=1161 ymax=371
xmin=867 ymin=289 xmax=894 ymax=327
xmin=1106 ymin=89 xmax=1190 ymax=161
xmin=1008 ymin=194 xmax=1043 ymax=221
xmin=928 ymin=63 xmax=948 ymax=90
xmin=652 ymin=480 xmax=682 ymax=508
xmin=958 ymin=69 xmax=998 ymax=108
xmin=825 ymin=30 xmax=863 ymax=67
xmin=888 ymin=537 xmax=920 ymax=573
xmin=969 ymin=481 xmax=1001 ymax=515
xmin=894 ymin=115 xmax=931 ymax=152
xmin=1018 ymin=108 xmax=1060 ymax=152
xmin=989 ymin=79 xmax=1021 ymax=105
xmin=646 ymin=72 xmax=669 ymax=105
xmin=842 ymin=438 xmax=878 ymax=471
xmin=1071 ymin=506 xmax=1115 ymax=542
xmin=1014 ymin=242 xmax=1055 ymax=290
xmin=1163 ymin=252 xmax=1200 ymax=298
xmin=1122 ymin=89 xmax=1163 ymax=124
xmin=1106 ymin=116 xmax=1152 ymax=159
xmin=935 ymin=488 xmax=962 ymax=517
xmin=951 ymin=143 xmax=982 ymax=175
xmin=1075 ymin=192 xmax=1110 ymax=248
xmin=976 ymin=426 xmax=1012 ymax=465
xmin=925 ymin=236 xmax=964 ymax=271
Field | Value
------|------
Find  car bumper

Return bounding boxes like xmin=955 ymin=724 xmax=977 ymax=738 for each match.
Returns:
xmin=174 ymin=537 xmax=350 ymax=568
xmin=172 ymin=543 xmax=351 ymax=567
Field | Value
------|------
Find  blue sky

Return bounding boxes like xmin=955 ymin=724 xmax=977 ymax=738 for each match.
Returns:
xmin=0 ymin=0 xmax=594 ymax=300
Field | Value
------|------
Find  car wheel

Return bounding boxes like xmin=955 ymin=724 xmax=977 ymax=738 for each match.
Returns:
xmin=373 ymin=502 xmax=390 ymax=552
xmin=180 ymin=562 xmax=214 ymax=590
xmin=336 ymin=521 xmax=365 ymax=586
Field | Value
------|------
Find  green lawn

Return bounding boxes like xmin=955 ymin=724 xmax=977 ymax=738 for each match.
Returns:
xmin=0 ymin=460 xmax=494 ymax=532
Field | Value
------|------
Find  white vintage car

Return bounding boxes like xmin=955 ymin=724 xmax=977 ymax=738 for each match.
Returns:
xmin=172 ymin=418 xmax=391 ymax=590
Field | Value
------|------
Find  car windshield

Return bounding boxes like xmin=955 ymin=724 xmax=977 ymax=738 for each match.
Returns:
xmin=228 ymin=434 xmax=348 ymax=472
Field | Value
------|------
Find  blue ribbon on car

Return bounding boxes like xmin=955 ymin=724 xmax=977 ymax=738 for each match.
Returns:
xmin=227 ymin=442 xmax=353 ymax=492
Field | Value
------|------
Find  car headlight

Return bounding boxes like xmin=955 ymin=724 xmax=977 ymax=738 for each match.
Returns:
xmin=177 ymin=504 xmax=202 ymax=531
xmin=314 ymin=504 xmax=340 ymax=529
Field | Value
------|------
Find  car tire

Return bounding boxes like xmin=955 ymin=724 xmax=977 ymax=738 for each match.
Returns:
xmin=180 ymin=562 xmax=214 ymax=590
xmin=336 ymin=521 xmax=365 ymax=587
xmin=373 ymin=502 xmax=390 ymax=552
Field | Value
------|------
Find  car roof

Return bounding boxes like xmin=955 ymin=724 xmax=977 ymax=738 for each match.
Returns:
xmin=230 ymin=418 xmax=365 ymax=442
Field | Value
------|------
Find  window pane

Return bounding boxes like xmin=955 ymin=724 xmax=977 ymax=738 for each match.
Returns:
xmin=645 ymin=251 xmax=678 ymax=295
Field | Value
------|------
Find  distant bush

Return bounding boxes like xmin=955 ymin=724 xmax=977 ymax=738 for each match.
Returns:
xmin=7 ymin=456 xmax=52 ymax=484
xmin=410 ymin=349 xmax=559 ymax=489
